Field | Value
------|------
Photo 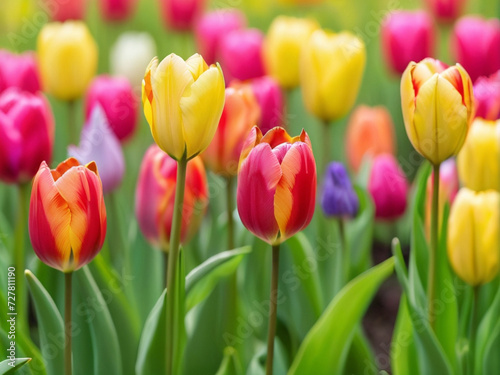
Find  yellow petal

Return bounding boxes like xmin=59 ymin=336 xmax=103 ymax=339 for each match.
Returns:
xmin=400 ymin=62 xmax=416 ymax=148
xmin=185 ymin=53 xmax=208 ymax=80
xmin=142 ymin=57 xmax=157 ymax=128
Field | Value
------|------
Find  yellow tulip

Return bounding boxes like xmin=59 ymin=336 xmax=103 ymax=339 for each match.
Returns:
xmin=458 ymin=118 xmax=500 ymax=191
xmin=37 ymin=21 xmax=97 ymax=101
xmin=300 ymin=29 xmax=366 ymax=122
xmin=448 ymin=188 xmax=500 ymax=286
xmin=142 ymin=53 xmax=225 ymax=161
xmin=264 ymin=16 xmax=319 ymax=89
xmin=400 ymin=58 xmax=475 ymax=166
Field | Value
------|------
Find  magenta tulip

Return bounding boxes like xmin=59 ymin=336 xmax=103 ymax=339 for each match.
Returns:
xmin=43 ymin=0 xmax=87 ymax=21
xmin=381 ymin=11 xmax=435 ymax=74
xmin=159 ymin=0 xmax=205 ymax=31
xmin=473 ymin=71 xmax=500 ymax=121
xmin=248 ymin=76 xmax=285 ymax=134
xmin=0 ymin=50 xmax=40 ymax=94
xmin=85 ymin=75 xmax=137 ymax=141
xmin=99 ymin=0 xmax=137 ymax=21
xmin=0 ymin=88 xmax=54 ymax=184
xmin=452 ymin=16 xmax=500 ymax=82
xmin=425 ymin=0 xmax=467 ymax=23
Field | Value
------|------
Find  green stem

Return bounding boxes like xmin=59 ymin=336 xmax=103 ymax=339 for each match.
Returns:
xmin=428 ymin=163 xmax=440 ymax=328
xmin=337 ymin=218 xmax=349 ymax=283
xmin=67 ymin=100 xmax=77 ymax=146
xmin=106 ymin=192 xmax=129 ymax=274
xmin=165 ymin=155 xmax=188 ymax=375
xmin=14 ymin=183 xmax=28 ymax=332
xmin=266 ymin=244 xmax=280 ymax=375
xmin=225 ymin=176 xmax=239 ymax=340
xmin=64 ymin=272 xmax=73 ymax=375
xmin=226 ymin=177 xmax=235 ymax=250
xmin=468 ymin=286 xmax=479 ymax=375
xmin=322 ymin=120 xmax=331 ymax=177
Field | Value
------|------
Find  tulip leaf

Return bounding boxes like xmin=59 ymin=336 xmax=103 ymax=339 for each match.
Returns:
xmin=476 ymin=285 xmax=500 ymax=375
xmin=391 ymin=293 xmax=419 ymax=375
xmin=215 ymin=347 xmax=244 ymax=375
xmin=246 ymin=342 xmax=288 ymax=375
xmin=0 ymin=358 xmax=31 ymax=374
xmin=344 ymin=329 xmax=377 ymax=375
xmin=75 ymin=267 xmax=122 ymax=375
xmin=25 ymin=270 xmax=63 ymax=375
xmin=287 ymin=257 xmax=395 ymax=375
xmin=481 ymin=319 xmax=500 ymax=375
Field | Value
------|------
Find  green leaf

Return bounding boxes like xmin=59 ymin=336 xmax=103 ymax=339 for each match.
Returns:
xmin=75 ymin=267 xmax=122 ymax=375
xmin=215 ymin=347 xmax=244 ymax=375
xmin=246 ymin=341 xmax=288 ymax=375
xmin=391 ymin=294 xmax=419 ymax=375
xmin=344 ymin=329 xmax=377 ymax=375
xmin=288 ymin=258 xmax=395 ymax=375
xmin=25 ymin=270 xmax=63 ymax=375
xmin=0 ymin=358 xmax=31 ymax=374
xmin=482 ymin=319 xmax=500 ymax=375
xmin=476 ymin=285 xmax=500 ymax=375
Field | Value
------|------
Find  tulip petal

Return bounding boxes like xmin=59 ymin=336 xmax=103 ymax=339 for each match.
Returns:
xmin=237 ymin=143 xmax=281 ymax=243
xmin=185 ymin=53 xmax=209 ymax=80
xmin=238 ymin=126 xmax=262 ymax=169
xmin=261 ymin=126 xmax=293 ymax=147
xmin=274 ymin=142 xmax=316 ymax=242
xmin=142 ymin=57 xmax=156 ymax=127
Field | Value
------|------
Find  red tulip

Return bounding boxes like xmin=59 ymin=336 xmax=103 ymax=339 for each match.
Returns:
xmin=85 ymin=75 xmax=137 ymax=141
xmin=0 ymin=50 xmax=40 ymax=94
xmin=0 ymin=88 xmax=54 ymax=184
xmin=473 ymin=70 xmax=500 ymax=121
xmin=99 ymin=0 xmax=138 ymax=21
xmin=159 ymin=0 xmax=205 ymax=31
xmin=452 ymin=16 xmax=500 ymax=82
xmin=381 ymin=11 xmax=435 ymax=74
xmin=237 ymin=127 xmax=316 ymax=245
xmin=43 ymin=0 xmax=87 ymax=21
xmin=135 ymin=145 xmax=208 ymax=250
xmin=424 ymin=0 xmax=467 ymax=23
xmin=29 ymin=158 xmax=107 ymax=272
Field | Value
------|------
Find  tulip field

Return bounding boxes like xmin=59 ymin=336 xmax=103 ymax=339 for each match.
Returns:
xmin=1 ymin=0 xmax=500 ymax=374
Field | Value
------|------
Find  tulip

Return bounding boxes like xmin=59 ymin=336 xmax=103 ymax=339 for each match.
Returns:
xmin=237 ymin=126 xmax=316 ymax=245
xmin=473 ymin=71 xmax=500 ymax=121
xmin=68 ymin=106 xmax=125 ymax=194
xmin=110 ymin=32 xmax=157 ymax=89
xmin=0 ymin=88 xmax=54 ymax=184
xmin=202 ymin=84 xmax=260 ymax=176
xmin=37 ymin=21 xmax=98 ymax=101
xmin=424 ymin=0 xmax=467 ymax=22
xmin=448 ymin=188 xmax=500 ymax=286
xmin=452 ymin=16 xmax=500 ymax=82
xmin=42 ymin=0 xmax=87 ymax=22
xmin=142 ymin=53 xmax=225 ymax=161
xmin=0 ymin=50 xmax=40 ymax=94
xmin=345 ymin=105 xmax=396 ymax=172
xmin=300 ymin=29 xmax=366 ymax=122
xmin=159 ymin=0 xmax=205 ymax=31
xmin=457 ymin=118 xmax=500 ymax=191
xmin=247 ymin=76 xmax=285 ymax=134
xmin=85 ymin=75 xmax=137 ymax=141
xmin=381 ymin=11 xmax=435 ymax=75
xmin=321 ymin=162 xmax=359 ymax=218
xmin=368 ymin=154 xmax=408 ymax=220
xmin=99 ymin=0 xmax=137 ymax=21
xmin=135 ymin=145 xmax=208 ymax=250
xmin=401 ymin=58 xmax=474 ymax=166
xmin=2 ymin=0 xmax=37 ymax=33
xmin=29 ymin=157 xmax=107 ymax=272
xmin=263 ymin=16 xmax=319 ymax=89
xmin=195 ymin=9 xmax=246 ymax=65
xmin=219 ymin=28 xmax=266 ymax=83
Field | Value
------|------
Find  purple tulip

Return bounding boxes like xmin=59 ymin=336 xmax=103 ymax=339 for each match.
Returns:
xmin=321 ymin=162 xmax=359 ymax=218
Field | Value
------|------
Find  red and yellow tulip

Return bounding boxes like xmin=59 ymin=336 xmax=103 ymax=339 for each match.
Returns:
xmin=237 ymin=127 xmax=316 ymax=245
xmin=29 ymin=158 xmax=107 ymax=273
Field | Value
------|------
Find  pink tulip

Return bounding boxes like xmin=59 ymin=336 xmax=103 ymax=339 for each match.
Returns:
xmin=0 ymin=88 xmax=54 ymax=184
xmin=0 ymin=50 xmax=40 ymax=94
xmin=368 ymin=154 xmax=408 ymax=220
xmin=424 ymin=0 xmax=467 ymax=22
xmin=246 ymin=76 xmax=285 ymax=134
xmin=85 ymin=75 xmax=137 ymax=141
xmin=381 ymin=11 xmax=435 ymax=74
xmin=159 ymin=0 xmax=205 ymax=31
xmin=99 ymin=0 xmax=138 ymax=21
xmin=195 ymin=9 xmax=246 ymax=65
xmin=452 ymin=16 xmax=500 ymax=82
xmin=219 ymin=28 xmax=266 ymax=83
xmin=68 ymin=106 xmax=125 ymax=194
xmin=43 ymin=0 xmax=87 ymax=21
xmin=473 ymin=71 xmax=500 ymax=120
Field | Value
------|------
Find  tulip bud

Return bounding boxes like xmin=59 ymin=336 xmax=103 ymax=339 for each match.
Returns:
xmin=135 ymin=145 xmax=208 ymax=250
xmin=368 ymin=154 xmax=408 ymax=220
xmin=99 ymin=0 xmax=137 ymax=21
xmin=110 ymin=32 xmax=157 ymax=89
xmin=85 ymin=75 xmax=138 ymax=141
xmin=202 ymin=84 xmax=260 ymax=176
xmin=237 ymin=127 xmax=316 ymax=245
xmin=0 ymin=88 xmax=54 ymax=184
xmin=142 ymin=53 xmax=225 ymax=161
xmin=263 ymin=16 xmax=319 ymax=89
xmin=452 ymin=16 xmax=500 ymax=82
xmin=321 ymin=162 xmax=359 ymax=218
xmin=219 ymin=28 xmax=266 ymax=83
xmin=300 ymin=29 xmax=366 ymax=122
xmin=401 ymin=58 xmax=475 ymax=166
xmin=473 ymin=71 xmax=500 ymax=121
xmin=448 ymin=188 xmax=500 ymax=286
xmin=42 ymin=0 xmax=87 ymax=22
xmin=457 ymin=118 xmax=500 ymax=191
xmin=37 ymin=21 xmax=98 ymax=101
xmin=68 ymin=106 xmax=125 ymax=194
xmin=195 ymin=9 xmax=246 ymax=65
xmin=381 ymin=11 xmax=435 ymax=75
xmin=0 ymin=50 xmax=40 ymax=94
xmin=249 ymin=76 xmax=285 ymax=134
xmin=159 ymin=0 xmax=205 ymax=31
xmin=345 ymin=105 xmax=396 ymax=172
xmin=29 ymin=158 xmax=107 ymax=273
xmin=424 ymin=0 xmax=467 ymax=22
